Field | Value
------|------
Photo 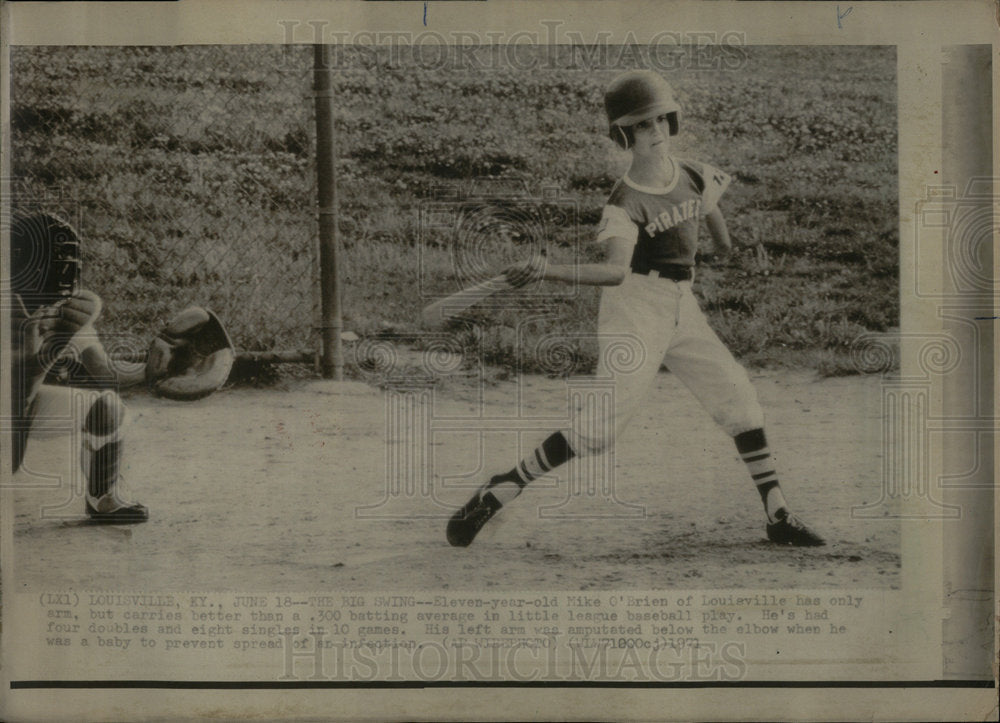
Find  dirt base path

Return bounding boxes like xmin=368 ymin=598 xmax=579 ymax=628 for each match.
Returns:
xmin=13 ymin=370 xmax=899 ymax=591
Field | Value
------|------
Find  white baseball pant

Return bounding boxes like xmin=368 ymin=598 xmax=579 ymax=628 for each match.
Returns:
xmin=566 ymin=272 xmax=765 ymax=456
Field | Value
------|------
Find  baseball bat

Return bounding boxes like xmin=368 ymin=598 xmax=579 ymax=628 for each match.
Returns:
xmin=421 ymin=274 xmax=511 ymax=327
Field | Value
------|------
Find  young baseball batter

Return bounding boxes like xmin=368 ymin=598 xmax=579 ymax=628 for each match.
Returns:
xmin=10 ymin=212 xmax=148 ymax=523
xmin=447 ymin=70 xmax=824 ymax=548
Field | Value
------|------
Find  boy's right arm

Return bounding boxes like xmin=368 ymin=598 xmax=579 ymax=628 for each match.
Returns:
xmin=503 ymin=236 xmax=633 ymax=288
xmin=504 ymin=201 xmax=636 ymax=288
xmin=545 ymin=236 xmax=632 ymax=286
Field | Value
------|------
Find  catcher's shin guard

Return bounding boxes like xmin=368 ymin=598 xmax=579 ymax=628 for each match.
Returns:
xmin=81 ymin=391 xmax=147 ymax=523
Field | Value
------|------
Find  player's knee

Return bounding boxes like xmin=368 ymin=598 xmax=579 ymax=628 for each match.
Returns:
xmin=717 ymin=404 xmax=765 ymax=437
xmin=83 ymin=391 xmax=126 ymax=436
xmin=567 ymin=428 xmax=615 ymax=457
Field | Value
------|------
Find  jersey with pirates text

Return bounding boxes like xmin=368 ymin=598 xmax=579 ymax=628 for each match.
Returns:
xmin=596 ymin=158 xmax=731 ymax=270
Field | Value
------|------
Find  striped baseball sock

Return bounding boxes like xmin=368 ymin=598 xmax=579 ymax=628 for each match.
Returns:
xmin=734 ymin=428 xmax=788 ymax=523
xmin=486 ymin=431 xmax=575 ymax=505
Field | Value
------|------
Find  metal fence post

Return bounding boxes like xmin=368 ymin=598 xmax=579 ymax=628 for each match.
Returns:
xmin=314 ymin=43 xmax=343 ymax=380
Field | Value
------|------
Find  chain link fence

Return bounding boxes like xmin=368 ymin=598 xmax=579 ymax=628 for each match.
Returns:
xmin=10 ymin=45 xmax=320 ymax=355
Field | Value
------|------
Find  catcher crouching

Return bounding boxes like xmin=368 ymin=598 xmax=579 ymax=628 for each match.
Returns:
xmin=9 ymin=213 xmax=234 ymax=523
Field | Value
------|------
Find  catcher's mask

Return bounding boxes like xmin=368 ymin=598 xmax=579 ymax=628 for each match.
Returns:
xmin=10 ymin=212 xmax=82 ymax=314
xmin=605 ymin=70 xmax=681 ymax=149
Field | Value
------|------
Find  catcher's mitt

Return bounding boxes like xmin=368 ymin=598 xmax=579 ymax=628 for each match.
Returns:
xmin=146 ymin=307 xmax=235 ymax=401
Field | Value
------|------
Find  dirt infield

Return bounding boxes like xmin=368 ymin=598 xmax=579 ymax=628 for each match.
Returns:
xmin=12 ymin=370 xmax=899 ymax=591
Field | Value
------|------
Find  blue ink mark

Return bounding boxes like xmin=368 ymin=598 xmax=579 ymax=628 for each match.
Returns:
xmin=837 ymin=5 xmax=853 ymax=28
xmin=423 ymin=1 xmax=428 ymax=26
xmin=973 ymin=316 xmax=998 ymax=320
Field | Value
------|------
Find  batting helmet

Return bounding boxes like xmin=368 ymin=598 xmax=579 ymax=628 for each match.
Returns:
xmin=604 ymin=70 xmax=680 ymax=148
xmin=9 ymin=212 xmax=82 ymax=314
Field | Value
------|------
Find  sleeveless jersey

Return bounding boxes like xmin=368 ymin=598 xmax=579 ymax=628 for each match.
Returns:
xmin=595 ymin=158 xmax=731 ymax=269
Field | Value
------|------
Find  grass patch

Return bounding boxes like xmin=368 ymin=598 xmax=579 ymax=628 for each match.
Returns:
xmin=11 ymin=45 xmax=897 ymax=376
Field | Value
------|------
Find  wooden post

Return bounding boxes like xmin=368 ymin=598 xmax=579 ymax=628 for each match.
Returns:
xmin=313 ymin=44 xmax=343 ymax=380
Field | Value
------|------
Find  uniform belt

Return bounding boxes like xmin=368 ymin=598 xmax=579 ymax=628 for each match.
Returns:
xmin=633 ymin=264 xmax=693 ymax=282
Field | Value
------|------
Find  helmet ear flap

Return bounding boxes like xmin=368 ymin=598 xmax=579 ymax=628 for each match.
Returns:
xmin=609 ymin=124 xmax=633 ymax=150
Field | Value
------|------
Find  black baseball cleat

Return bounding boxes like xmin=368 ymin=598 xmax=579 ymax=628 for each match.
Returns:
xmin=86 ymin=492 xmax=149 ymax=524
xmin=766 ymin=509 xmax=825 ymax=546
xmin=446 ymin=478 xmax=506 ymax=547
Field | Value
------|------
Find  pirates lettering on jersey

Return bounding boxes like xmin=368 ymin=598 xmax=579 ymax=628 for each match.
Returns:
xmin=596 ymin=158 xmax=731 ymax=270
xmin=644 ymin=197 xmax=703 ymax=236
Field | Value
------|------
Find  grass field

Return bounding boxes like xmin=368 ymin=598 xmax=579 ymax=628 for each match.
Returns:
xmin=10 ymin=45 xmax=898 ymax=374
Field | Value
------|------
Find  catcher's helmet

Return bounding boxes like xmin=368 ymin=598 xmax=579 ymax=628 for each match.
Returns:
xmin=604 ymin=70 xmax=680 ymax=148
xmin=10 ymin=212 xmax=81 ymax=313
